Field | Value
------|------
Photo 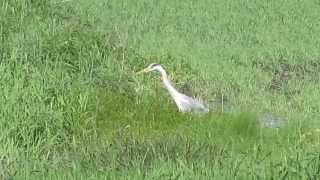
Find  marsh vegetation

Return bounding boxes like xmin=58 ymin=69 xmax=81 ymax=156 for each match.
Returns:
xmin=0 ymin=0 xmax=320 ymax=179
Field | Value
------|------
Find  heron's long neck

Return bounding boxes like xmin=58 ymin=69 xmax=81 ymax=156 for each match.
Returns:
xmin=159 ymin=69 xmax=181 ymax=97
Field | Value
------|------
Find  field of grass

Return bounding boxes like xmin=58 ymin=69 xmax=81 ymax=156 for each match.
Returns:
xmin=1 ymin=0 xmax=320 ymax=179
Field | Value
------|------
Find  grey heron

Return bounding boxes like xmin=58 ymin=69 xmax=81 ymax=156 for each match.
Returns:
xmin=137 ymin=63 xmax=209 ymax=113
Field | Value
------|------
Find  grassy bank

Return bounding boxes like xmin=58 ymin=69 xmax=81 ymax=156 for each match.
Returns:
xmin=1 ymin=0 xmax=320 ymax=179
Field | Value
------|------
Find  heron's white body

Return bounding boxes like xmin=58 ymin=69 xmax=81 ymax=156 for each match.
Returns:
xmin=140 ymin=63 xmax=209 ymax=113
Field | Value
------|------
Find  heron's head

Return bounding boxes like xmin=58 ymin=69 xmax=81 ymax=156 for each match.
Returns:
xmin=136 ymin=63 xmax=164 ymax=74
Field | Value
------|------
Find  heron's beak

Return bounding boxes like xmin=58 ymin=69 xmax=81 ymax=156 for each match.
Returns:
xmin=136 ymin=68 xmax=151 ymax=74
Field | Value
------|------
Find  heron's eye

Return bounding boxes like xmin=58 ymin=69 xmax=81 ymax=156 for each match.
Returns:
xmin=150 ymin=63 xmax=160 ymax=68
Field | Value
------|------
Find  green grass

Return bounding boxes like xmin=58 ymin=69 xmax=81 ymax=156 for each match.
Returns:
xmin=1 ymin=0 xmax=320 ymax=179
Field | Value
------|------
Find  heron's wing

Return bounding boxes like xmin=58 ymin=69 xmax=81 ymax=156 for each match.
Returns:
xmin=178 ymin=94 xmax=209 ymax=113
